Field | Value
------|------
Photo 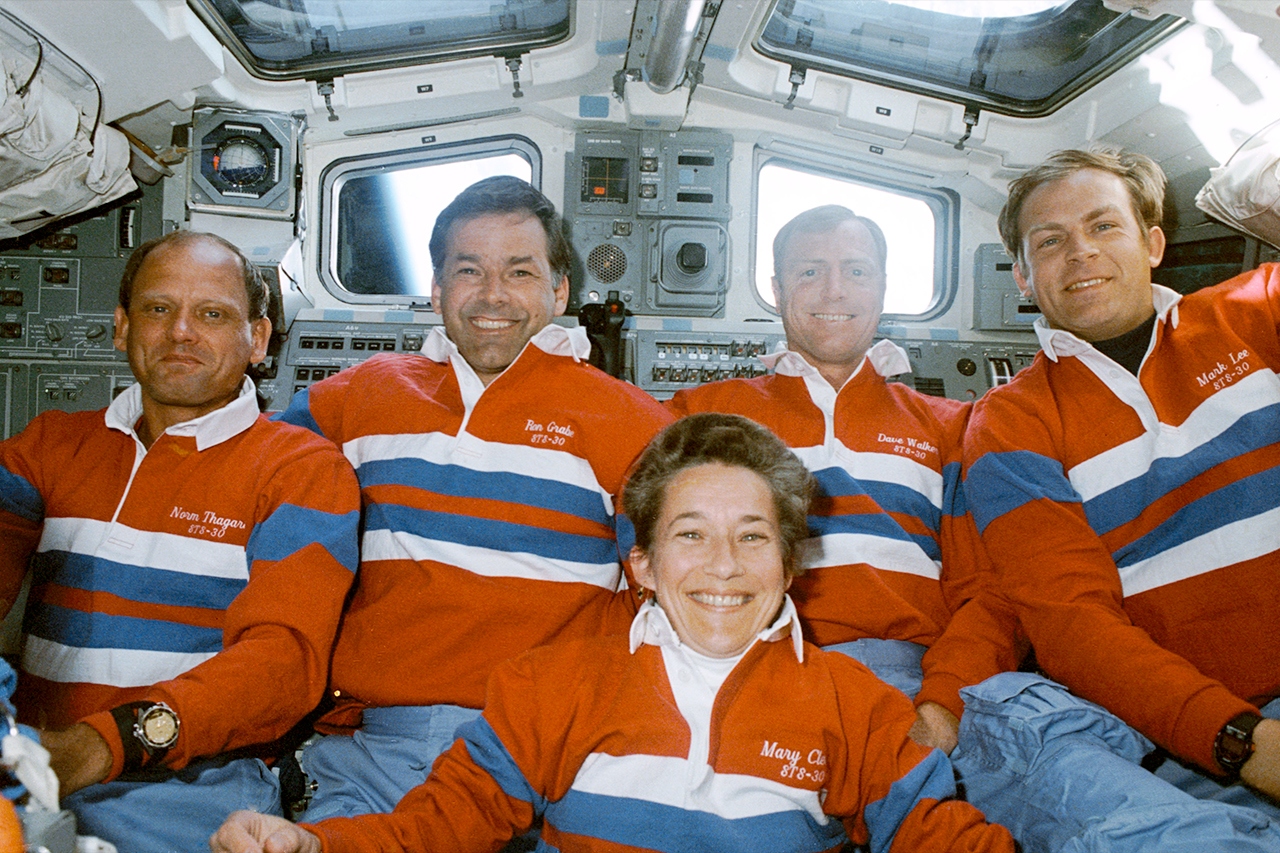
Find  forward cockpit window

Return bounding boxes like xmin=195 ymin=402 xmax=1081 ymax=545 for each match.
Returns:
xmin=754 ymin=159 xmax=952 ymax=318
xmin=188 ymin=0 xmax=571 ymax=80
xmin=321 ymin=137 xmax=537 ymax=302
xmin=755 ymin=0 xmax=1183 ymax=116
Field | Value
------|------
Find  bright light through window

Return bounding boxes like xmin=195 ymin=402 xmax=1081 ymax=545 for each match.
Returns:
xmin=334 ymin=151 xmax=532 ymax=298
xmin=390 ymin=153 xmax=533 ymax=290
xmin=755 ymin=162 xmax=937 ymax=314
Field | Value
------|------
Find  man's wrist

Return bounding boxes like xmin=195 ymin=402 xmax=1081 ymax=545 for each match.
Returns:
xmin=1239 ymin=718 xmax=1280 ymax=798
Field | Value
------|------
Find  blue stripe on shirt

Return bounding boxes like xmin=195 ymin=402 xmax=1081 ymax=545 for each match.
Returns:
xmin=942 ymin=461 xmax=966 ymax=518
xmin=457 ymin=716 xmax=545 ymax=810
xmin=1084 ymin=404 xmax=1280 ymax=536
xmin=247 ymin=505 xmax=360 ymax=574
xmin=270 ymin=388 xmax=324 ymax=436
xmin=813 ymin=468 xmax=942 ymax=533
xmin=965 ymin=450 xmax=1080 ymax=534
xmin=364 ymin=503 xmax=618 ymax=565
xmin=862 ymin=749 xmax=957 ymax=853
xmin=548 ymin=788 xmax=846 ymax=853
xmin=0 ymin=467 xmax=43 ymax=523
xmin=357 ymin=457 xmax=610 ymax=527
xmin=806 ymin=514 xmax=941 ymax=562
xmin=24 ymin=600 xmax=223 ymax=654
xmin=29 ymin=552 xmax=245 ymax=611
xmin=1112 ymin=464 xmax=1280 ymax=568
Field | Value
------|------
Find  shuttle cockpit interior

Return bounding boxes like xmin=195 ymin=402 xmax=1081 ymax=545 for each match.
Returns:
xmin=2 ymin=0 xmax=1279 ymax=436
xmin=3 ymin=0 xmax=1280 ymax=849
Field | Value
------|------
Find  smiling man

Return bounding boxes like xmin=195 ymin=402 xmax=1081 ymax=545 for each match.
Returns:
xmin=0 ymin=232 xmax=361 ymax=852
xmin=669 ymin=205 xmax=1025 ymax=758
xmin=958 ymin=147 xmax=1280 ymax=850
xmin=274 ymin=176 xmax=672 ymax=822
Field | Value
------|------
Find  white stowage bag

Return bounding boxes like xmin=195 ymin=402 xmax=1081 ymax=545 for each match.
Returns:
xmin=1196 ymin=120 xmax=1280 ymax=250
xmin=0 ymin=42 xmax=136 ymax=239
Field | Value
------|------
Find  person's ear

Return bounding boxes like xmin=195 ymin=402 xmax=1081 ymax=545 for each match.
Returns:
xmin=1147 ymin=225 xmax=1166 ymax=269
xmin=1012 ymin=261 xmax=1034 ymax=300
xmin=630 ymin=545 xmax=655 ymax=594
xmin=249 ymin=318 xmax=271 ymax=364
xmin=113 ymin=305 xmax=128 ymax=353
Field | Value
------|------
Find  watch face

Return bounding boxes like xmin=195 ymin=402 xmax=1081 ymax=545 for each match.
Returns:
xmin=140 ymin=707 xmax=179 ymax=748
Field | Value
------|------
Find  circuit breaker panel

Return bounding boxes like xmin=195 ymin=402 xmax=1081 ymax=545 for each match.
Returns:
xmin=0 ymin=187 xmax=164 ymax=438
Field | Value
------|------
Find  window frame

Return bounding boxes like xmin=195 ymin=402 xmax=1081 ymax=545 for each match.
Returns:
xmin=752 ymin=0 xmax=1185 ymax=118
xmin=317 ymin=135 xmax=541 ymax=308
xmin=750 ymin=148 xmax=959 ymax=323
xmin=186 ymin=0 xmax=574 ymax=81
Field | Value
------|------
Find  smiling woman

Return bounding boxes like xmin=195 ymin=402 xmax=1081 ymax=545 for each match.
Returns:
xmin=211 ymin=413 xmax=1013 ymax=853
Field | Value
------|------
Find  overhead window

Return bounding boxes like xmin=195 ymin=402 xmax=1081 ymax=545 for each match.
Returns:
xmin=320 ymin=136 xmax=537 ymax=304
xmin=755 ymin=0 xmax=1183 ymax=116
xmin=754 ymin=159 xmax=954 ymax=317
xmin=188 ymin=0 xmax=571 ymax=80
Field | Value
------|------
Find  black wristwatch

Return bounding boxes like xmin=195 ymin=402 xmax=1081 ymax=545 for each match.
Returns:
xmin=111 ymin=701 xmax=180 ymax=771
xmin=1213 ymin=711 xmax=1263 ymax=775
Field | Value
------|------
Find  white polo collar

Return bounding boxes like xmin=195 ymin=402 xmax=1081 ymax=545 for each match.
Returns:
xmin=106 ymin=375 xmax=260 ymax=451
xmin=1033 ymin=284 xmax=1181 ymax=362
xmin=760 ymin=338 xmax=910 ymax=387
xmin=628 ymin=595 xmax=806 ymax=663
xmin=421 ymin=323 xmax=591 ymax=366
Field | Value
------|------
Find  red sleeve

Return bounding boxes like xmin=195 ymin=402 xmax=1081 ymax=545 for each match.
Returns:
xmin=820 ymin=655 xmax=1012 ymax=852
xmin=918 ymin=589 xmax=1028 ymax=718
xmin=0 ymin=414 xmax=59 ymax=617
xmin=85 ymin=438 xmax=361 ymax=775
xmin=963 ymin=387 xmax=1253 ymax=772
xmin=919 ymin=403 xmax=1028 ymax=717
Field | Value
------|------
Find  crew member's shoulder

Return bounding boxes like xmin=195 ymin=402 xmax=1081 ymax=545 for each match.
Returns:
xmin=244 ymin=411 xmax=356 ymax=462
xmin=7 ymin=407 xmax=113 ymax=452
xmin=671 ymin=374 xmax=778 ymax=414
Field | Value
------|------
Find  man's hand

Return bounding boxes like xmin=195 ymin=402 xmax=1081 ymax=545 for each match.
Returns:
xmin=40 ymin=723 xmax=112 ymax=797
xmin=908 ymin=701 xmax=960 ymax=754
xmin=210 ymin=811 xmax=322 ymax=853
xmin=1241 ymin=718 xmax=1280 ymax=802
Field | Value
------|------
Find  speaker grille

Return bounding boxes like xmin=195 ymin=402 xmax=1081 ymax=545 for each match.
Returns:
xmin=587 ymin=244 xmax=627 ymax=284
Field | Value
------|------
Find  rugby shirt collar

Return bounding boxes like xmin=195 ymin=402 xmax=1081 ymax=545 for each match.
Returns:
xmin=106 ymin=376 xmax=260 ymax=451
xmin=628 ymin=595 xmax=806 ymax=663
xmin=1033 ymin=283 xmax=1181 ymax=362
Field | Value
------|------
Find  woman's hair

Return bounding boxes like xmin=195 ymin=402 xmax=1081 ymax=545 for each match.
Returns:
xmin=623 ymin=413 xmax=814 ymax=576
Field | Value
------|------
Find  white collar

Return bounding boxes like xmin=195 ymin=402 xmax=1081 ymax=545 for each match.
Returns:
xmin=628 ymin=595 xmax=806 ymax=663
xmin=105 ymin=376 xmax=260 ymax=451
xmin=1033 ymin=284 xmax=1181 ymax=362
xmin=421 ymin=323 xmax=591 ymax=366
xmin=759 ymin=338 xmax=910 ymax=388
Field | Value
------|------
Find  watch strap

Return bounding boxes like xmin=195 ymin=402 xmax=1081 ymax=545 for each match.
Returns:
xmin=109 ymin=702 xmax=152 ymax=772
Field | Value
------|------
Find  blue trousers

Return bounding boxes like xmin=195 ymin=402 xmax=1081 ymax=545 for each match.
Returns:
xmin=63 ymin=756 xmax=281 ymax=853
xmin=298 ymin=704 xmax=481 ymax=821
xmin=952 ymin=673 xmax=1280 ymax=852
xmin=821 ymin=638 xmax=926 ymax=699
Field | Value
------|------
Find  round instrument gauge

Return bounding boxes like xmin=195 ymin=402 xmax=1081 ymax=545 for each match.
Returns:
xmin=213 ymin=138 xmax=271 ymax=188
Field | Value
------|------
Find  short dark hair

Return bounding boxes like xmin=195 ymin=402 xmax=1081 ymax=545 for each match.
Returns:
xmin=429 ymin=175 xmax=572 ymax=281
xmin=772 ymin=204 xmax=889 ymax=282
xmin=623 ymin=413 xmax=814 ymax=577
xmin=999 ymin=146 xmax=1166 ymax=266
xmin=119 ymin=231 xmax=268 ymax=321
